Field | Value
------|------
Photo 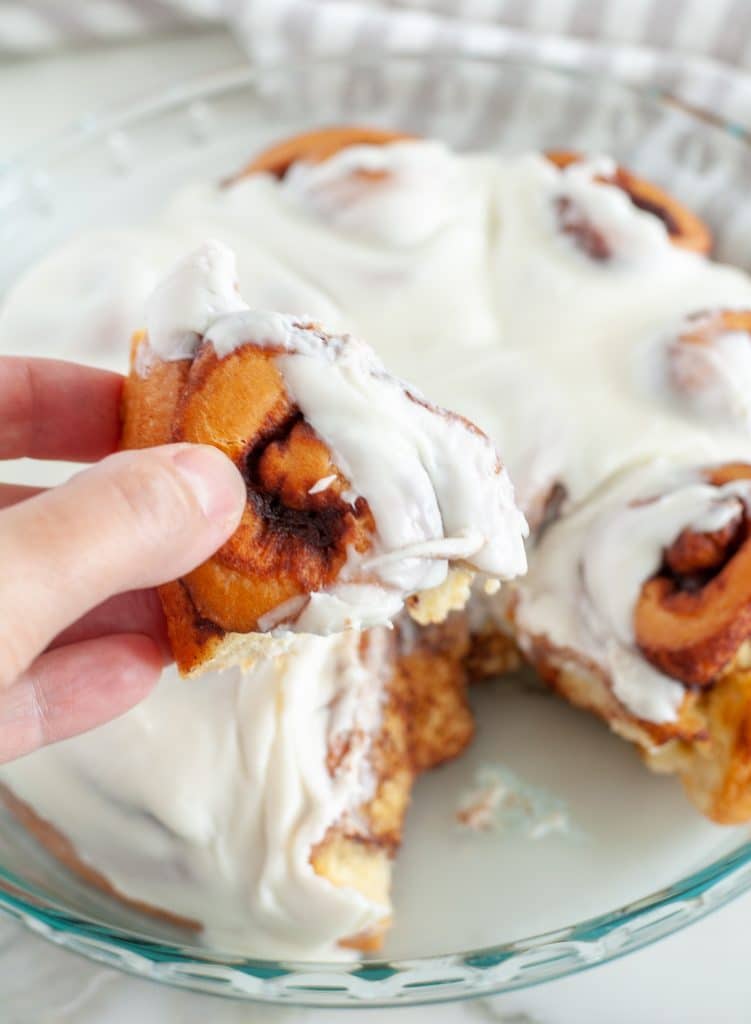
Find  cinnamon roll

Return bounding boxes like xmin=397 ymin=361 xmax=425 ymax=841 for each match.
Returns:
xmin=665 ymin=309 xmax=751 ymax=431
xmin=1 ymin=619 xmax=473 ymax=956
xmin=511 ymin=458 xmax=751 ymax=822
xmin=231 ymin=125 xmax=412 ymax=182
xmin=11 ymin=125 xmax=751 ymax=967
xmin=122 ymin=241 xmax=528 ymax=674
xmin=547 ymin=150 xmax=711 ymax=256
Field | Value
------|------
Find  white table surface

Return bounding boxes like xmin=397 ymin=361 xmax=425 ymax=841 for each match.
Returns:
xmin=1 ymin=28 xmax=750 ymax=1023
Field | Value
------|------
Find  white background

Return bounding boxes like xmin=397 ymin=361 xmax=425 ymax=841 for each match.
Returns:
xmin=1 ymin=27 xmax=750 ymax=1023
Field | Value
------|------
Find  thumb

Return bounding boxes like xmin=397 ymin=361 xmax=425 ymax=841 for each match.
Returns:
xmin=0 ymin=443 xmax=245 ymax=687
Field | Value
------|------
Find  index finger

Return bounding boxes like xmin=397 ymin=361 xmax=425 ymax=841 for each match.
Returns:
xmin=0 ymin=357 xmax=124 ymax=462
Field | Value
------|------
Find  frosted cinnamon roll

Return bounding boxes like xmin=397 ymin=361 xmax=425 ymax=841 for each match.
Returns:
xmin=633 ymin=462 xmax=751 ymax=686
xmin=122 ymin=241 xmax=528 ymax=675
xmin=665 ymin=310 xmax=751 ymax=432
xmin=223 ymin=126 xmax=492 ymax=262
xmin=510 ymin=458 xmax=751 ymax=821
xmin=546 ymin=151 xmax=711 ymax=257
xmin=231 ymin=125 xmax=412 ymax=182
xmin=1 ymin=619 xmax=473 ymax=956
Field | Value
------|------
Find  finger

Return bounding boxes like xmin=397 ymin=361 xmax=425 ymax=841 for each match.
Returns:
xmin=0 ymin=358 xmax=123 ymax=462
xmin=50 ymin=589 xmax=169 ymax=659
xmin=0 ymin=634 xmax=161 ymax=764
xmin=0 ymin=484 xmax=45 ymax=509
xmin=0 ymin=443 xmax=245 ymax=687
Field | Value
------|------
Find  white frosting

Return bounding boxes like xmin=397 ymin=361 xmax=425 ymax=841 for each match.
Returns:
xmin=665 ymin=320 xmax=751 ymax=432
xmin=144 ymin=238 xmax=247 ymax=362
xmin=490 ymin=154 xmax=751 ymax=503
xmin=1 ymin=632 xmax=391 ymax=958
xmin=140 ymin=241 xmax=528 ymax=632
xmin=309 ymin=474 xmax=337 ymax=495
xmin=513 ymin=460 xmax=751 ymax=723
xmin=6 ymin=140 xmax=751 ymax=953
xmin=127 ymin=139 xmax=499 ymax=384
xmin=0 ymin=230 xmax=185 ymax=365
xmin=7 ymin=145 xmax=751 ymax=512
xmin=548 ymin=156 xmax=672 ymax=265
xmin=418 ymin=348 xmax=570 ymax=528
xmin=281 ymin=140 xmax=469 ymax=246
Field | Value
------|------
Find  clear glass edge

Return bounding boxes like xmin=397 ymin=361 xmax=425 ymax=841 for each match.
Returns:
xmin=3 ymin=54 xmax=749 ymax=181
xmin=1 ymin=52 xmax=751 ymax=998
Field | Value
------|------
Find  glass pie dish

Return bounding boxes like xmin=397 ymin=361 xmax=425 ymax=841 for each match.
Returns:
xmin=3 ymin=54 xmax=751 ymax=1008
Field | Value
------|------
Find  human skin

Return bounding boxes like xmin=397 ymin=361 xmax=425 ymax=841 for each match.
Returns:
xmin=0 ymin=357 xmax=246 ymax=763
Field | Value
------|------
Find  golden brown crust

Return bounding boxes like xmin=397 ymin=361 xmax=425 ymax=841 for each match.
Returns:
xmin=646 ymin=652 xmax=751 ymax=823
xmin=338 ymin=923 xmax=391 ymax=953
xmin=546 ymin=150 xmax=712 ymax=255
xmin=158 ymin=579 xmax=225 ymax=677
xmin=120 ymin=335 xmax=188 ymax=450
xmin=397 ymin=614 xmax=474 ymax=775
xmin=228 ymin=126 xmax=413 ymax=183
xmin=634 ymin=463 xmax=751 ymax=686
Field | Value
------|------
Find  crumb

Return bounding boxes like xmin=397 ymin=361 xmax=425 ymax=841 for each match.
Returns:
xmin=528 ymin=810 xmax=569 ymax=840
xmin=308 ymin=474 xmax=337 ymax=495
xmin=408 ymin=569 xmax=474 ymax=625
xmin=456 ymin=779 xmax=505 ymax=831
xmin=456 ymin=764 xmax=577 ymax=840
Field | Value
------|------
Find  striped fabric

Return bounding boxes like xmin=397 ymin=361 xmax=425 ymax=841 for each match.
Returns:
xmin=232 ymin=1 xmax=751 ymax=129
xmin=4 ymin=0 xmax=751 ymax=129
xmin=0 ymin=0 xmax=218 ymax=51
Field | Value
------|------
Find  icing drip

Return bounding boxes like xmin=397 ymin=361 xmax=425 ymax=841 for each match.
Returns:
xmin=513 ymin=461 xmax=751 ymax=723
xmin=140 ymin=241 xmax=528 ymax=632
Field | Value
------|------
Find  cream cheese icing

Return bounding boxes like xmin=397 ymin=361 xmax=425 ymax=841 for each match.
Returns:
xmin=664 ymin=316 xmax=751 ymax=433
xmin=1 ymin=632 xmax=391 ymax=958
xmin=512 ymin=460 xmax=751 ymax=723
xmin=5 ymin=139 xmax=751 ymax=955
xmin=5 ymin=141 xmax=751 ymax=699
xmin=7 ymin=145 xmax=751 ymax=513
xmin=139 ymin=240 xmax=528 ymax=633
xmin=490 ymin=154 xmax=751 ymax=502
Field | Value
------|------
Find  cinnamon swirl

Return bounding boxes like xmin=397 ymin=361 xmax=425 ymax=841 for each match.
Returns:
xmin=546 ymin=150 xmax=711 ymax=255
xmin=511 ymin=459 xmax=751 ymax=821
xmin=122 ymin=241 xmax=527 ymax=674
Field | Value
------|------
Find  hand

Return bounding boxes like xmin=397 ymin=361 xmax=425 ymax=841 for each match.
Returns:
xmin=0 ymin=358 xmax=245 ymax=764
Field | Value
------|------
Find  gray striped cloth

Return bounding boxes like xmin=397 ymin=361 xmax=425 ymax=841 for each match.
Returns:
xmin=0 ymin=0 xmax=217 ymax=50
xmin=5 ymin=0 xmax=751 ymax=128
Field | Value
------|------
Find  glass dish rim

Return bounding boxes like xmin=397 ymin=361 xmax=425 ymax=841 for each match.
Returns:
xmin=3 ymin=51 xmax=751 ymax=1002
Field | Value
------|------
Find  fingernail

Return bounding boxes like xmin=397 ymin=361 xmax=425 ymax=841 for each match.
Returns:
xmin=171 ymin=446 xmax=245 ymax=525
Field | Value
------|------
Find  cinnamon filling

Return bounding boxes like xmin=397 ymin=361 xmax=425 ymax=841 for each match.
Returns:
xmin=634 ymin=465 xmax=751 ymax=686
xmin=663 ymin=514 xmax=745 ymax=584
xmin=675 ymin=309 xmax=751 ymax=353
xmin=174 ymin=341 xmax=376 ymax=631
xmin=554 ymin=196 xmax=611 ymax=261
xmin=243 ymin=414 xmax=366 ymax=560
